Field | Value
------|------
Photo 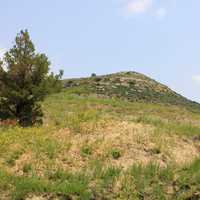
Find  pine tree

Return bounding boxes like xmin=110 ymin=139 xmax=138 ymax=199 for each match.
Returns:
xmin=0 ymin=30 xmax=63 ymax=126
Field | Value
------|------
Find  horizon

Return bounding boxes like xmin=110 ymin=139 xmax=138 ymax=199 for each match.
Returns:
xmin=1 ymin=0 xmax=200 ymax=102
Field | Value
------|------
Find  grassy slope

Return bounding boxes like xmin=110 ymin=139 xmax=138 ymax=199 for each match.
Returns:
xmin=0 ymin=87 xmax=200 ymax=199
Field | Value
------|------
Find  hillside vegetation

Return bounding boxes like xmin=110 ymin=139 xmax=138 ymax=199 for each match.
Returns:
xmin=0 ymin=72 xmax=200 ymax=199
xmin=64 ymin=71 xmax=200 ymax=112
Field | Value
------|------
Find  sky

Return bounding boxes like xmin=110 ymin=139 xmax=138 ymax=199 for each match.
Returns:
xmin=0 ymin=0 xmax=200 ymax=101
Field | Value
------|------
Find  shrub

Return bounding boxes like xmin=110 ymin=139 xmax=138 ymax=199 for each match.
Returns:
xmin=91 ymin=73 xmax=97 ymax=77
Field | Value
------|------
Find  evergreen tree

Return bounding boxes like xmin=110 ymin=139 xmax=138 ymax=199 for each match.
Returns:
xmin=0 ymin=30 xmax=63 ymax=126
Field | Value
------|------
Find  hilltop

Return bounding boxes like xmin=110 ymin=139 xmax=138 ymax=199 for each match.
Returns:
xmin=63 ymin=71 xmax=200 ymax=112
xmin=0 ymin=71 xmax=200 ymax=199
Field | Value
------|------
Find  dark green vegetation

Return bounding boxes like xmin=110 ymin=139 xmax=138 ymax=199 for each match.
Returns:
xmin=0 ymin=30 xmax=63 ymax=126
xmin=64 ymin=71 xmax=200 ymax=112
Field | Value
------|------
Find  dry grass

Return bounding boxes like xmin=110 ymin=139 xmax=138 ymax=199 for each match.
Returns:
xmin=51 ymin=120 xmax=200 ymax=171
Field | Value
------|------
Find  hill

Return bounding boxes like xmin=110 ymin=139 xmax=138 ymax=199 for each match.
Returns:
xmin=63 ymin=71 xmax=200 ymax=112
xmin=0 ymin=71 xmax=200 ymax=199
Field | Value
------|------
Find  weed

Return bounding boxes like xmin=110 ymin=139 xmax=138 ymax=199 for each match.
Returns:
xmin=66 ymin=109 xmax=100 ymax=134
xmin=48 ymin=169 xmax=92 ymax=200
xmin=12 ymin=176 xmax=49 ymax=200
xmin=5 ymin=150 xmax=23 ymax=166
xmin=22 ymin=163 xmax=32 ymax=174
xmin=0 ymin=170 xmax=11 ymax=191
xmin=81 ymin=145 xmax=92 ymax=157
xmin=149 ymin=147 xmax=161 ymax=155
xmin=33 ymin=138 xmax=60 ymax=159
xmin=110 ymin=149 xmax=121 ymax=160
xmin=100 ymin=166 xmax=121 ymax=188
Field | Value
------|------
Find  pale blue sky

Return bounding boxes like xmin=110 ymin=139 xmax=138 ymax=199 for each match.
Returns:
xmin=1 ymin=0 xmax=200 ymax=101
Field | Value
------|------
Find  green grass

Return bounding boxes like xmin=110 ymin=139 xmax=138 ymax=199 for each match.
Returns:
xmin=0 ymin=159 xmax=200 ymax=199
xmin=0 ymin=169 xmax=92 ymax=200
